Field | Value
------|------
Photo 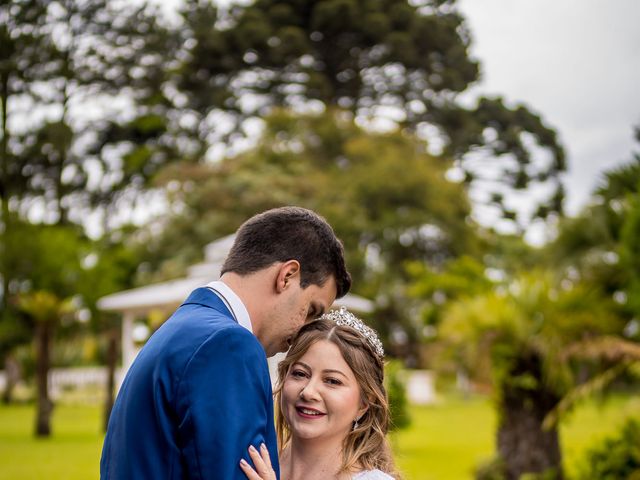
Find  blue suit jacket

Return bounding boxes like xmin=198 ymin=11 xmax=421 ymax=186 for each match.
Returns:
xmin=100 ymin=288 xmax=280 ymax=479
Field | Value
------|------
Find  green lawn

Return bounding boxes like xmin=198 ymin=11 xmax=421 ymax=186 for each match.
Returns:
xmin=0 ymin=393 xmax=638 ymax=479
xmin=394 ymin=393 xmax=640 ymax=480
xmin=0 ymin=403 xmax=103 ymax=480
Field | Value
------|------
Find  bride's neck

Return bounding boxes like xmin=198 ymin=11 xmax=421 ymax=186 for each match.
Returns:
xmin=280 ymin=438 xmax=352 ymax=480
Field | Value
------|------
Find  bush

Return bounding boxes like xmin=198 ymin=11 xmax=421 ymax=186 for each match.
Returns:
xmin=385 ymin=360 xmax=411 ymax=431
xmin=475 ymin=456 xmax=560 ymax=480
xmin=475 ymin=456 xmax=506 ymax=480
xmin=577 ymin=418 xmax=640 ymax=480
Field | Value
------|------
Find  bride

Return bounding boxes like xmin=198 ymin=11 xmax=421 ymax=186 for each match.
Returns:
xmin=240 ymin=308 xmax=399 ymax=480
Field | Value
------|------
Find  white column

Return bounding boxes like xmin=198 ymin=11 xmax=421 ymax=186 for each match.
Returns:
xmin=121 ymin=312 xmax=136 ymax=374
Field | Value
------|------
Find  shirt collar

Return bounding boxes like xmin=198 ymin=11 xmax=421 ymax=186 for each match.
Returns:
xmin=205 ymin=280 xmax=253 ymax=333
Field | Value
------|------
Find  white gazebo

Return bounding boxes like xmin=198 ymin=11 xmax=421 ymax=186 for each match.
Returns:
xmin=98 ymin=234 xmax=374 ymax=379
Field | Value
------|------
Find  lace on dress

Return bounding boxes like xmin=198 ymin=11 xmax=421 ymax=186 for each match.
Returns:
xmin=352 ymin=469 xmax=394 ymax=479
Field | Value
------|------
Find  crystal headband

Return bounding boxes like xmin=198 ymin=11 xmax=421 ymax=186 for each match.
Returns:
xmin=320 ymin=307 xmax=384 ymax=359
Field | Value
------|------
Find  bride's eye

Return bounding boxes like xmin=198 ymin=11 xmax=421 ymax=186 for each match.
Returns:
xmin=290 ymin=369 xmax=307 ymax=378
xmin=325 ymin=377 xmax=342 ymax=386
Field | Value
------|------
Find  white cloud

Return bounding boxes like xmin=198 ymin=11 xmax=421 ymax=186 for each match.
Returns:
xmin=458 ymin=0 xmax=640 ymax=216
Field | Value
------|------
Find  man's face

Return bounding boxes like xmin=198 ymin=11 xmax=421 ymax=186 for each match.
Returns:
xmin=263 ymin=275 xmax=337 ymax=357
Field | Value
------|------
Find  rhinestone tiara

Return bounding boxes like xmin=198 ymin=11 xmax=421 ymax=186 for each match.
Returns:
xmin=320 ymin=307 xmax=384 ymax=359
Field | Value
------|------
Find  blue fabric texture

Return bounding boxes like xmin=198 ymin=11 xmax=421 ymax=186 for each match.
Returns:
xmin=100 ymin=288 xmax=280 ymax=479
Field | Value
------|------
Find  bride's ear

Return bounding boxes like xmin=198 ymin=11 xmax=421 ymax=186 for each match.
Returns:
xmin=356 ymin=402 xmax=369 ymax=421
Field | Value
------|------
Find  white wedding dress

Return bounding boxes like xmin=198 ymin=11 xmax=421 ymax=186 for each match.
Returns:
xmin=352 ymin=469 xmax=394 ymax=479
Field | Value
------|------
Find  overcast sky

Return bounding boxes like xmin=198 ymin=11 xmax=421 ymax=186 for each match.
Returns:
xmin=457 ymin=0 xmax=640 ymax=217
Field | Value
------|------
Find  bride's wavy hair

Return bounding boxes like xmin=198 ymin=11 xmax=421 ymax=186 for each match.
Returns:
xmin=274 ymin=318 xmax=400 ymax=479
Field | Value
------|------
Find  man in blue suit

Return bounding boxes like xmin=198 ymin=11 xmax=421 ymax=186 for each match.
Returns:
xmin=100 ymin=207 xmax=351 ymax=479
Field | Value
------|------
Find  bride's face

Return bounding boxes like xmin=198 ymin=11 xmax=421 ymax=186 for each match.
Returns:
xmin=281 ymin=340 xmax=367 ymax=444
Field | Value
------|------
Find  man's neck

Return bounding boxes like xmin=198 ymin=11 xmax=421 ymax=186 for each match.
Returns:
xmin=219 ymin=267 xmax=278 ymax=340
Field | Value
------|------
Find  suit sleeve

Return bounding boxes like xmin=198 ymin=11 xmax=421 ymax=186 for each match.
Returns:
xmin=175 ymin=327 xmax=279 ymax=479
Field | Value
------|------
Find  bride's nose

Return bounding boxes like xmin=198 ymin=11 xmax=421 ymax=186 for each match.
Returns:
xmin=299 ymin=378 xmax=320 ymax=400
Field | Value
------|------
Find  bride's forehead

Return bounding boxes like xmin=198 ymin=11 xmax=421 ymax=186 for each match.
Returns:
xmin=298 ymin=340 xmax=352 ymax=368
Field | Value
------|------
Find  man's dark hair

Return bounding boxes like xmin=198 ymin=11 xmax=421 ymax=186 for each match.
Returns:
xmin=221 ymin=207 xmax=351 ymax=298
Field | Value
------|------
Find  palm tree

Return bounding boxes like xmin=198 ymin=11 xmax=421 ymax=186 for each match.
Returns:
xmin=17 ymin=291 xmax=73 ymax=437
xmin=439 ymin=271 xmax=622 ymax=480
xmin=544 ymin=335 xmax=640 ymax=428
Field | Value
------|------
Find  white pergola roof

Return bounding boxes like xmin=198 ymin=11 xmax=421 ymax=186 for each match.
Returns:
xmin=98 ymin=275 xmax=215 ymax=316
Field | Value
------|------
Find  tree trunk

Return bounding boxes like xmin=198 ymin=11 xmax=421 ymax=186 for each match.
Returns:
xmin=34 ymin=322 xmax=53 ymax=437
xmin=497 ymin=355 xmax=563 ymax=480
xmin=1 ymin=70 xmax=11 ymax=312
xmin=2 ymin=353 xmax=21 ymax=404
xmin=103 ymin=327 xmax=119 ymax=432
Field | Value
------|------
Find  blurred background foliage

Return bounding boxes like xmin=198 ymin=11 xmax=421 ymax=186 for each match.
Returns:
xmin=1 ymin=0 xmax=638 ymax=478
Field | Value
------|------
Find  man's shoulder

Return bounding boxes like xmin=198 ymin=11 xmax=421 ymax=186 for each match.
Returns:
xmin=196 ymin=322 xmax=263 ymax=360
xmin=164 ymin=306 xmax=260 ymax=357
xmin=147 ymin=291 xmax=260 ymax=365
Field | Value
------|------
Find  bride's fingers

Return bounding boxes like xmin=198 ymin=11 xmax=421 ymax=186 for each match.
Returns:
xmin=248 ymin=444 xmax=275 ymax=479
xmin=259 ymin=443 xmax=273 ymax=468
xmin=239 ymin=458 xmax=262 ymax=480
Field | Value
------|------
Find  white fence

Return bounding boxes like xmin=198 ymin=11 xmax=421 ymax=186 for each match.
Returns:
xmin=0 ymin=367 xmax=124 ymax=399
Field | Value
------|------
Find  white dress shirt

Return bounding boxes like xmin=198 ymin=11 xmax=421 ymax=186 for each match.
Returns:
xmin=205 ymin=280 xmax=253 ymax=333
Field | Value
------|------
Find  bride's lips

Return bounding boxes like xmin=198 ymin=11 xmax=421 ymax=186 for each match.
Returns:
xmin=295 ymin=405 xmax=326 ymax=419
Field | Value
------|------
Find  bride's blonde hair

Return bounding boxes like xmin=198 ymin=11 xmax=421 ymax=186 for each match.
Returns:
xmin=274 ymin=318 xmax=400 ymax=478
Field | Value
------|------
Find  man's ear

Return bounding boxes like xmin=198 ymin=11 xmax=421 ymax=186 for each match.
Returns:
xmin=275 ymin=260 xmax=301 ymax=293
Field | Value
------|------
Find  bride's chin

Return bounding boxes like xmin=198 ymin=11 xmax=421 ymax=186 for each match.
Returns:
xmin=290 ymin=425 xmax=319 ymax=439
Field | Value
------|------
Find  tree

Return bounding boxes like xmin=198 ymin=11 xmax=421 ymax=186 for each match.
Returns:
xmin=8 ymin=222 xmax=87 ymax=436
xmin=540 ymin=126 xmax=640 ymax=421
xmin=438 ymin=271 xmax=622 ymax=480
xmin=171 ymin=0 xmax=566 ymax=227
xmin=147 ymin=108 xmax=479 ymax=358
xmin=154 ymin=108 xmax=477 ymax=268
xmin=549 ymin=126 xmax=640 ymax=297
xmin=75 ymin=230 xmax=140 ymax=431
xmin=1 ymin=0 xmax=49 ymax=316
xmin=17 ymin=290 xmax=74 ymax=436
xmin=0 ymin=0 xmax=176 ymax=418
xmin=0 ymin=0 xmax=175 ymax=311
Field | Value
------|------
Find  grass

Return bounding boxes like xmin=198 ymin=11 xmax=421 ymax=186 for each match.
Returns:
xmin=0 ymin=393 xmax=638 ymax=479
xmin=393 ymin=395 xmax=496 ymax=480
xmin=0 ymin=402 xmax=103 ymax=480
xmin=393 ymin=393 xmax=640 ymax=480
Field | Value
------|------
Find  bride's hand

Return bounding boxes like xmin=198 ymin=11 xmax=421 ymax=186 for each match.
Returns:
xmin=239 ymin=443 xmax=276 ymax=480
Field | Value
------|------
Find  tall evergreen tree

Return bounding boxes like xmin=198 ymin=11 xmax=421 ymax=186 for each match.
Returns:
xmin=0 ymin=0 xmax=174 ymax=433
xmin=171 ymin=0 xmax=566 ymax=227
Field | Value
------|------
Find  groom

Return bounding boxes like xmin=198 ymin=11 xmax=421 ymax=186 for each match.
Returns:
xmin=100 ymin=207 xmax=351 ymax=479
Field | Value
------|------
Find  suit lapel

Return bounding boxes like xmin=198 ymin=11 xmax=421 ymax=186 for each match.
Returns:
xmin=180 ymin=287 xmax=234 ymax=320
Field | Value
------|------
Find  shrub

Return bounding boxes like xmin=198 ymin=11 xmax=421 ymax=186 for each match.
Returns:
xmin=385 ymin=360 xmax=411 ymax=431
xmin=475 ymin=456 xmax=506 ymax=480
xmin=577 ymin=418 xmax=640 ymax=480
xmin=475 ymin=456 xmax=560 ymax=480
